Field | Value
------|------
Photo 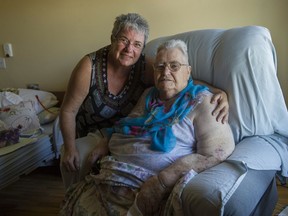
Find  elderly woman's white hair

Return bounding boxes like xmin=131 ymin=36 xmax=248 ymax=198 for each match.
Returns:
xmin=156 ymin=39 xmax=189 ymax=64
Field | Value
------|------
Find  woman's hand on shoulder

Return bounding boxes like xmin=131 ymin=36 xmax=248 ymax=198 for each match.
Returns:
xmin=193 ymin=79 xmax=229 ymax=124
xmin=210 ymin=90 xmax=229 ymax=124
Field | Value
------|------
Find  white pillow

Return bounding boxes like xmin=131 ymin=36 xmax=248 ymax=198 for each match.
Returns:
xmin=0 ymin=92 xmax=23 ymax=108
xmin=18 ymin=88 xmax=58 ymax=114
xmin=37 ymin=107 xmax=60 ymax=125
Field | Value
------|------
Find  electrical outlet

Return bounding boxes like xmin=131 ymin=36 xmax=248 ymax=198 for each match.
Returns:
xmin=0 ymin=57 xmax=6 ymax=69
xmin=3 ymin=43 xmax=13 ymax=57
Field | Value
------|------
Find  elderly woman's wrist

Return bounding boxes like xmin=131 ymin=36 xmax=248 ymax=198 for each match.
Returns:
xmin=157 ymin=173 xmax=173 ymax=192
xmin=157 ymin=174 xmax=168 ymax=190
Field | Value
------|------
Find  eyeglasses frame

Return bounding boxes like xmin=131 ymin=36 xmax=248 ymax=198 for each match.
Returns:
xmin=153 ymin=61 xmax=190 ymax=73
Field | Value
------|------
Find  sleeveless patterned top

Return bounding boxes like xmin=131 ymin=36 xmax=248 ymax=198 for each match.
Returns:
xmin=75 ymin=45 xmax=148 ymax=137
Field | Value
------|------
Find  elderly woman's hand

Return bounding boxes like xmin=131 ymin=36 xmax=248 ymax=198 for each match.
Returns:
xmin=136 ymin=175 xmax=168 ymax=216
xmin=87 ymin=137 xmax=109 ymax=166
xmin=210 ymin=89 xmax=229 ymax=124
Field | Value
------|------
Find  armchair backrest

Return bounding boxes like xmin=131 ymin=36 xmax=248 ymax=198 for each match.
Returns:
xmin=144 ymin=26 xmax=288 ymax=143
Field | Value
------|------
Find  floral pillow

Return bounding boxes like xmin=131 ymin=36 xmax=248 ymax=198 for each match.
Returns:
xmin=0 ymin=91 xmax=23 ymax=108
xmin=0 ymin=101 xmax=41 ymax=135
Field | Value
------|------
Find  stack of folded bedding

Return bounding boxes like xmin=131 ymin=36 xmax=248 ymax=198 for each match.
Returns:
xmin=0 ymin=88 xmax=61 ymax=189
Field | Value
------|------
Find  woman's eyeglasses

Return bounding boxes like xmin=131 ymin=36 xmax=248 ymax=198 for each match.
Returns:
xmin=153 ymin=61 xmax=189 ymax=73
xmin=116 ymin=36 xmax=143 ymax=51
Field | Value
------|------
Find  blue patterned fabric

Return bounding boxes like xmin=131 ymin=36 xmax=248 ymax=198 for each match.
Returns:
xmin=114 ymin=80 xmax=208 ymax=152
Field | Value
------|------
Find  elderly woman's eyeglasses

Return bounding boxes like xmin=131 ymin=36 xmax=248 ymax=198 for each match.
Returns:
xmin=153 ymin=62 xmax=189 ymax=73
xmin=116 ymin=36 xmax=143 ymax=51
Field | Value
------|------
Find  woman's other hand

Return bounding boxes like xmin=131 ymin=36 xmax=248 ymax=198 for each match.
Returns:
xmin=62 ymin=147 xmax=80 ymax=172
xmin=87 ymin=137 xmax=109 ymax=166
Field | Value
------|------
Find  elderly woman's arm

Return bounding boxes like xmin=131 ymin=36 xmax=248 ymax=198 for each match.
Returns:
xmin=136 ymin=93 xmax=235 ymax=215
xmin=159 ymin=93 xmax=234 ymax=188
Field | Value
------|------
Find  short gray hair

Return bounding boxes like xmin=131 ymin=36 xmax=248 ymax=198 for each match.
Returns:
xmin=112 ymin=13 xmax=149 ymax=44
xmin=157 ymin=39 xmax=189 ymax=64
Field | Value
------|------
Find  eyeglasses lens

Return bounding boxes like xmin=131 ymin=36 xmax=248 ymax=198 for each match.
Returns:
xmin=154 ymin=62 xmax=182 ymax=72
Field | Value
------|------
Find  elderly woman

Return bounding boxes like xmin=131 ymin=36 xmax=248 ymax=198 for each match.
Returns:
xmin=60 ymin=13 xmax=229 ymax=189
xmin=59 ymin=39 xmax=235 ymax=216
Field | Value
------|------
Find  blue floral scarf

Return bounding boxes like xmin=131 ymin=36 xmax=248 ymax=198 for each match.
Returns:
xmin=114 ymin=80 xmax=208 ymax=152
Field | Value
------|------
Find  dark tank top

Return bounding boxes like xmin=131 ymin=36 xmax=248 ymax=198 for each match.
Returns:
xmin=75 ymin=45 xmax=148 ymax=137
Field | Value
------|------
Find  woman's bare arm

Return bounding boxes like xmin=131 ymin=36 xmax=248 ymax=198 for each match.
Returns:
xmin=59 ymin=56 xmax=91 ymax=172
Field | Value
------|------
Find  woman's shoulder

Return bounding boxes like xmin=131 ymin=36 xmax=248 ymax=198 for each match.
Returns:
xmin=143 ymin=87 xmax=153 ymax=95
xmin=196 ymin=90 xmax=213 ymax=101
xmin=187 ymin=90 xmax=213 ymax=120
xmin=136 ymin=87 xmax=153 ymax=105
xmin=194 ymin=90 xmax=214 ymax=110
xmin=127 ymin=87 xmax=153 ymax=117
xmin=87 ymin=45 xmax=110 ymax=59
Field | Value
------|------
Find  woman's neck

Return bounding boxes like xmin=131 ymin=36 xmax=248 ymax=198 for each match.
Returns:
xmin=106 ymin=52 xmax=133 ymax=95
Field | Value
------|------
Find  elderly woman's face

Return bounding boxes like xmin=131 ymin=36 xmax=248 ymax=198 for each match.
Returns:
xmin=110 ymin=28 xmax=145 ymax=67
xmin=154 ymin=48 xmax=191 ymax=100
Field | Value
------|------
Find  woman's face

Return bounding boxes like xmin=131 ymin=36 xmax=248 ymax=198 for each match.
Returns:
xmin=110 ymin=28 xmax=145 ymax=67
xmin=154 ymin=48 xmax=191 ymax=100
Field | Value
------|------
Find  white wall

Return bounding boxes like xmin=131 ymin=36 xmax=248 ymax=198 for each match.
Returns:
xmin=0 ymin=0 xmax=287 ymax=104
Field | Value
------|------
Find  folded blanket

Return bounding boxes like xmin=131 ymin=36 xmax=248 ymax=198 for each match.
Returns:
xmin=60 ymin=156 xmax=198 ymax=216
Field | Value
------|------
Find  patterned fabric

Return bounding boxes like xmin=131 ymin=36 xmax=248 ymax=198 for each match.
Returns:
xmin=60 ymin=157 xmax=153 ymax=216
xmin=75 ymin=45 xmax=147 ymax=137
xmin=114 ymin=80 xmax=208 ymax=152
xmin=59 ymin=156 xmax=196 ymax=216
xmin=59 ymin=91 xmax=209 ymax=215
